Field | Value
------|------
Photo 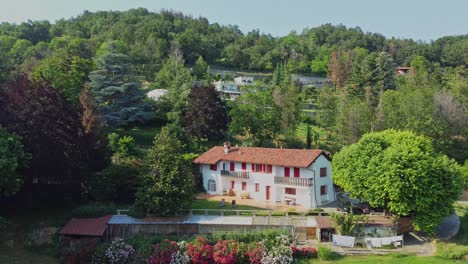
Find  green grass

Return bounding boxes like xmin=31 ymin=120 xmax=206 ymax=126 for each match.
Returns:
xmin=296 ymin=254 xmax=465 ymax=264
xmin=435 ymin=201 xmax=468 ymax=261
xmin=191 ymin=199 xmax=265 ymax=211
xmin=114 ymin=125 xmax=162 ymax=147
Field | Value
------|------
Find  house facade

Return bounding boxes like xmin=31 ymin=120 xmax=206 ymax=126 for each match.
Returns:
xmin=213 ymin=76 xmax=254 ymax=99
xmin=194 ymin=144 xmax=336 ymax=208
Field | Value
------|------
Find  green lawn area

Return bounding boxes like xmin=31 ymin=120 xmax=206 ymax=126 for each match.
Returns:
xmin=192 ymin=199 xmax=265 ymax=211
xmin=114 ymin=125 xmax=162 ymax=147
xmin=435 ymin=201 xmax=468 ymax=261
xmin=296 ymin=254 xmax=464 ymax=264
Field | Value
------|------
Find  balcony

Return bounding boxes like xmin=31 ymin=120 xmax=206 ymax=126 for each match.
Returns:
xmin=220 ymin=170 xmax=250 ymax=179
xmin=274 ymin=176 xmax=313 ymax=187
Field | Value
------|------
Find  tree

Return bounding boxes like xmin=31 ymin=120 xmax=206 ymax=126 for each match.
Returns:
xmin=0 ymin=74 xmax=90 ymax=185
xmin=331 ymin=211 xmax=368 ymax=236
xmin=229 ymin=86 xmax=282 ymax=147
xmin=134 ymin=127 xmax=195 ymax=216
xmin=332 ymin=130 xmax=463 ymax=233
xmin=328 ymin=49 xmax=352 ymax=89
xmin=183 ymin=85 xmax=228 ymax=141
xmin=0 ymin=128 xmax=30 ymax=196
xmin=192 ymin=55 xmax=210 ymax=81
xmin=89 ymin=41 xmax=153 ymax=127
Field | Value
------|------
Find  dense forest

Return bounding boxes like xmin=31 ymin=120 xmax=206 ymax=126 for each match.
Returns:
xmin=0 ymin=8 xmax=466 ymax=208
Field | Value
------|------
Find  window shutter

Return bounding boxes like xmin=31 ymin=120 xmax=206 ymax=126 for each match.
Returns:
xmin=294 ymin=168 xmax=300 ymax=178
xmin=242 ymin=163 xmax=246 ymax=170
xmin=284 ymin=167 xmax=290 ymax=177
xmin=230 ymin=162 xmax=235 ymax=171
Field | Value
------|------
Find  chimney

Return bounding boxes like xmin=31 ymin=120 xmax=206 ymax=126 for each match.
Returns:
xmin=224 ymin=141 xmax=231 ymax=154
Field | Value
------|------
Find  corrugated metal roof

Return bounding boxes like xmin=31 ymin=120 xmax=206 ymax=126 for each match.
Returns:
xmin=60 ymin=215 xmax=112 ymax=236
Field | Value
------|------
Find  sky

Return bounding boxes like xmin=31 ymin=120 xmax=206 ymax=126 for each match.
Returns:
xmin=0 ymin=0 xmax=467 ymax=41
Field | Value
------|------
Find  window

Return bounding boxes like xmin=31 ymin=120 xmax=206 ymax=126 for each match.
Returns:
xmin=320 ymin=185 xmax=327 ymax=195
xmin=267 ymin=165 xmax=272 ymax=174
xmin=230 ymin=162 xmax=235 ymax=171
xmin=208 ymin=179 xmax=216 ymax=192
xmin=242 ymin=182 xmax=247 ymax=191
xmin=255 ymin=164 xmax=263 ymax=172
xmin=210 ymin=164 xmax=217 ymax=171
xmin=251 ymin=164 xmax=255 ymax=171
xmin=231 ymin=181 xmax=235 ymax=189
xmin=320 ymin=167 xmax=327 ymax=177
xmin=285 ymin=188 xmax=296 ymax=195
xmin=255 ymin=183 xmax=260 ymax=192
xmin=284 ymin=167 xmax=290 ymax=177
xmin=242 ymin=163 xmax=246 ymax=170
xmin=294 ymin=167 xmax=300 ymax=178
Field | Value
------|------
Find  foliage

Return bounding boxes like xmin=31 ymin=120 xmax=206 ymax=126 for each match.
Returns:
xmin=210 ymin=230 xmax=287 ymax=244
xmin=104 ymin=238 xmax=136 ymax=264
xmin=148 ymin=239 xmax=180 ymax=264
xmin=0 ymin=216 xmax=10 ymax=233
xmin=331 ymin=211 xmax=368 ymax=235
xmin=186 ymin=236 xmax=213 ymax=264
xmin=183 ymin=85 xmax=228 ymax=141
xmin=462 ymin=161 xmax=468 ymax=189
xmin=260 ymin=235 xmax=293 ymax=264
xmin=134 ymin=127 xmax=195 ymax=216
xmin=0 ymin=75 xmax=92 ymax=186
xmin=0 ymin=128 xmax=30 ymax=196
xmin=213 ymin=240 xmax=238 ymax=264
xmin=87 ymin=163 xmax=141 ymax=202
xmin=89 ymin=41 xmax=153 ymax=127
xmin=192 ymin=55 xmax=210 ymax=81
xmin=71 ymin=203 xmax=116 ymax=218
xmin=291 ymin=247 xmax=317 ymax=259
xmin=317 ymin=246 xmax=334 ymax=261
xmin=108 ymin=133 xmax=138 ymax=157
xmin=332 ymin=130 xmax=463 ymax=233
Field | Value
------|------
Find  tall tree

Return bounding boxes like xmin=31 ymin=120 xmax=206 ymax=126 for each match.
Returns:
xmin=192 ymin=55 xmax=210 ymax=81
xmin=0 ymin=75 xmax=89 ymax=185
xmin=0 ymin=128 xmax=30 ymax=196
xmin=328 ymin=49 xmax=352 ymax=89
xmin=89 ymin=41 xmax=153 ymax=127
xmin=183 ymin=85 xmax=228 ymax=141
xmin=134 ymin=127 xmax=195 ymax=216
xmin=332 ymin=130 xmax=463 ymax=233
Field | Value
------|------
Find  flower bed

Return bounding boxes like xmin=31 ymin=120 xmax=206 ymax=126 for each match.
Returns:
xmin=95 ymin=233 xmax=318 ymax=263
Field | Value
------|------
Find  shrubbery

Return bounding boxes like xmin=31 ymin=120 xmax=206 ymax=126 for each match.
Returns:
xmin=210 ymin=230 xmax=287 ymax=244
xmin=71 ymin=203 xmax=116 ymax=218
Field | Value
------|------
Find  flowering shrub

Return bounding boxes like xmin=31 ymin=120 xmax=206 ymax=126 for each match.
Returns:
xmin=186 ymin=237 xmax=213 ymax=264
xmin=170 ymin=251 xmax=190 ymax=264
xmin=260 ymin=235 xmax=293 ymax=264
xmin=148 ymin=239 xmax=179 ymax=264
xmin=213 ymin=240 xmax=237 ymax=264
xmin=246 ymin=242 xmax=265 ymax=264
xmin=105 ymin=238 xmax=135 ymax=264
xmin=291 ymin=246 xmax=317 ymax=259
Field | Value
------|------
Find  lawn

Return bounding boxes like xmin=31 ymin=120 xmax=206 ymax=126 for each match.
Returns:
xmin=192 ymin=199 xmax=265 ymax=211
xmin=435 ymin=201 xmax=468 ymax=261
xmin=296 ymin=254 xmax=464 ymax=264
xmin=114 ymin=125 xmax=162 ymax=147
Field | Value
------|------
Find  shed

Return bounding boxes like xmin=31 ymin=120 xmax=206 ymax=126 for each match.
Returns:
xmin=60 ymin=215 xmax=112 ymax=238
xmin=315 ymin=216 xmax=336 ymax=242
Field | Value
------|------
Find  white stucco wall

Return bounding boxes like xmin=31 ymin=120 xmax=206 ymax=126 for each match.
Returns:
xmin=199 ymin=154 xmax=336 ymax=209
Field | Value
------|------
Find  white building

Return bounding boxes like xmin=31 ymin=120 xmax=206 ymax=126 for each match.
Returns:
xmin=194 ymin=144 xmax=336 ymax=208
xmin=213 ymin=76 xmax=254 ymax=99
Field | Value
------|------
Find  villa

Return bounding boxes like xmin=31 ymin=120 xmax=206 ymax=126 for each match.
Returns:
xmin=194 ymin=143 xmax=336 ymax=208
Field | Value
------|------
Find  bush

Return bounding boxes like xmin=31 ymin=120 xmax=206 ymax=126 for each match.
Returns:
xmin=71 ymin=203 xmax=116 ymax=218
xmin=186 ymin=236 xmax=213 ymax=263
xmin=148 ymin=239 xmax=180 ymax=264
xmin=210 ymin=230 xmax=288 ymax=244
xmin=213 ymin=240 xmax=237 ymax=264
xmin=105 ymin=238 xmax=135 ymax=264
xmin=317 ymin=246 xmax=334 ymax=260
xmin=91 ymin=241 xmax=111 ymax=264
xmin=88 ymin=163 xmax=141 ymax=203
xmin=291 ymin=246 xmax=317 ymax=259
xmin=128 ymin=204 xmax=147 ymax=218
xmin=0 ymin=216 xmax=9 ymax=233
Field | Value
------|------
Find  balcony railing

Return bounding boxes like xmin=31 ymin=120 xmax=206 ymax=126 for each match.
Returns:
xmin=220 ymin=170 xmax=250 ymax=179
xmin=274 ymin=176 xmax=313 ymax=187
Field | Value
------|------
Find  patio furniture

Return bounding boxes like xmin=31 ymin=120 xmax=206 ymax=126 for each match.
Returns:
xmin=220 ymin=199 xmax=225 ymax=207
xmin=231 ymin=200 xmax=237 ymax=208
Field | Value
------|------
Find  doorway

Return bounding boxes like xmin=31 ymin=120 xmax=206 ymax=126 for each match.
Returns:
xmin=266 ymin=186 xmax=270 ymax=200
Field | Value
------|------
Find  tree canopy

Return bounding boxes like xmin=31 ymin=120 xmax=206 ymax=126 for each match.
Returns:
xmin=0 ymin=128 xmax=30 ymax=196
xmin=332 ymin=130 xmax=463 ymax=233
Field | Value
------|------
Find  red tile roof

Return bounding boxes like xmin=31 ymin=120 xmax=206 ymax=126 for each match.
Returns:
xmin=193 ymin=146 xmax=329 ymax=168
xmin=315 ymin=216 xmax=335 ymax=229
xmin=60 ymin=215 xmax=112 ymax=236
